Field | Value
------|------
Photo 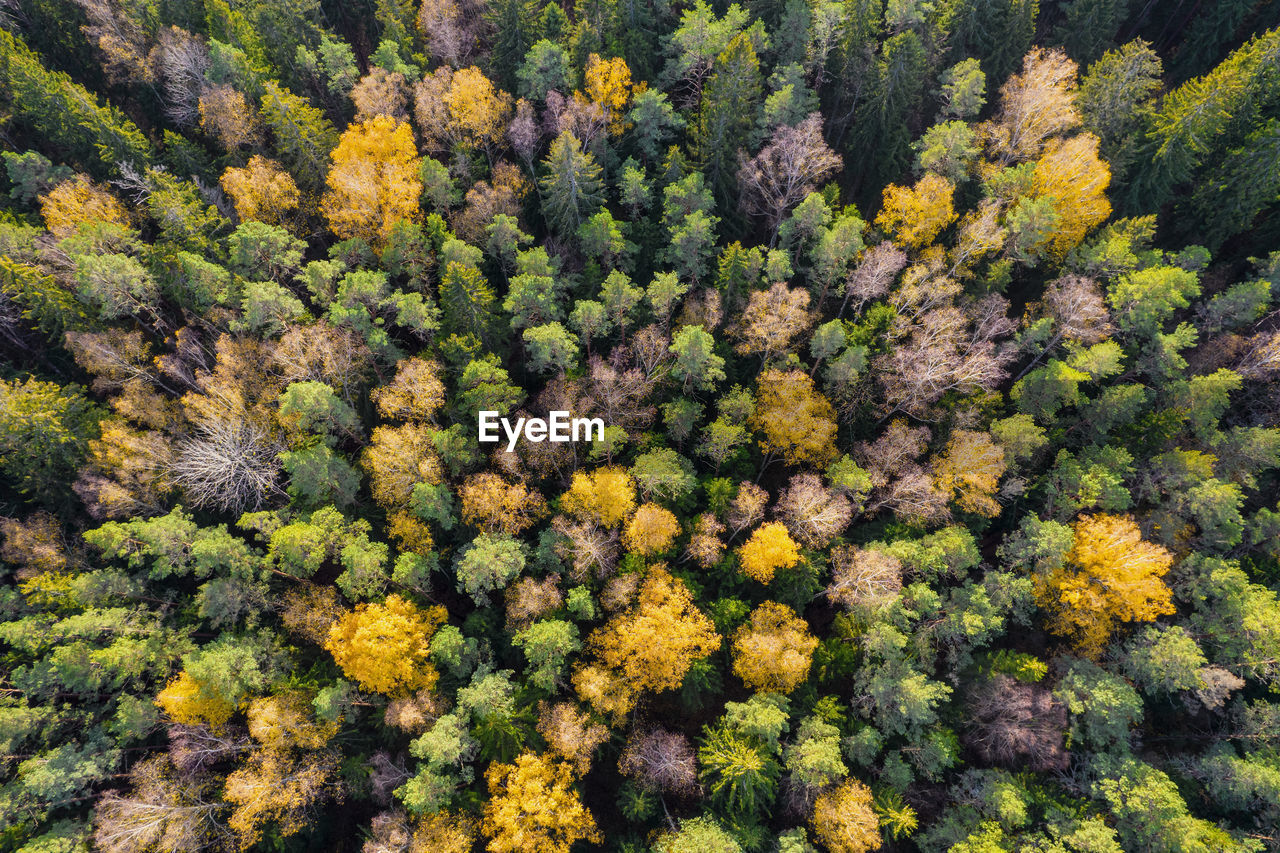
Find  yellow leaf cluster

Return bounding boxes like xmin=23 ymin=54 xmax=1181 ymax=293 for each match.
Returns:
xmin=247 ymin=692 xmax=339 ymax=750
xmin=738 ymin=522 xmax=801 ymax=584
xmin=459 ymin=472 xmax=549 ymax=535
xmin=220 ymin=155 xmax=301 ymax=228
xmin=932 ymin=429 xmax=1007 ymax=517
xmin=481 ymin=752 xmax=601 ymax=853
xmin=39 ymin=176 xmax=130 ymax=238
xmin=199 ymin=84 xmax=260 ymax=150
xmin=324 ymin=594 xmax=448 ymax=695
xmin=537 ymin=701 xmax=610 ymax=775
xmin=1035 ymin=514 xmax=1175 ymax=658
xmin=224 ymin=748 xmax=340 ymax=850
xmin=811 ymin=778 xmax=882 ymax=853
xmin=571 ymin=662 xmax=638 ymax=722
xmin=389 ymin=510 xmax=435 ymax=556
xmin=442 ymin=66 xmax=513 ymax=150
xmin=155 ymin=670 xmax=237 ymax=728
xmin=362 ymin=424 xmax=443 ymax=510
xmin=875 ymin=173 xmax=957 ymax=249
xmin=560 ymin=466 xmax=637 ymax=527
xmin=1030 ymin=133 xmax=1112 ymax=259
xmin=583 ymin=53 xmax=634 ymax=136
xmin=752 ymin=369 xmax=839 ymax=467
xmin=321 ymin=114 xmax=422 ymax=247
xmin=623 ymin=502 xmax=681 ymax=557
xmin=731 ymin=601 xmax=819 ymax=694
xmin=585 ymin=567 xmax=720 ymax=699
xmin=372 ymin=357 xmax=446 ymax=422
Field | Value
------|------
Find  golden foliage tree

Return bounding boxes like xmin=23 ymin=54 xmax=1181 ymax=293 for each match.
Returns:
xmin=731 ymin=601 xmax=819 ymax=694
xmin=874 ymin=173 xmax=957 ymax=249
xmin=1034 ymin=514 xmax=1175 ymax=658
xmin=325 ymin=594 xmax=448 ymax=695
xmin=1030 ymin=133 xmax=1112 ymax=258
xmin=199 ymin=84 xmax=260 ymax=150
xmin=362 ymin=424 xmax=443 ymax=510
xmin=40 ymin=175 xmax=130 ymax=238
xmin=155 ymin=669 xmax=237 ymax=728
xmin=220 ymin=156 xmax=301 ymax=228
xmin=321 ymin=114 xmax=422 ymax=246
xmin=623 ymin=502 xmax=681 ymax=556
xmin=984 ymin=48 xmax=1080 ymax=164
xmin=752 ymin=369 xmax=839 ymax=467
xmin=583 ymin=53 xmax=634 ymax=136
xmin=537 ymin=701 xmax=610 ymax=775
xmin=932 ymin=429 xmax=1007 ymax=517
xmin=560 ymin=465 xmax=637 ymax=527
xmin=738 ymin=522 xmax=801 ymax=584
xmin=481 ymin=752 xmax=601 ymax=853
xmin=224 ymin=747 xmax=341 ymax=849
xmin=811 ymin=778 xmax=882 ymax=853
xmin=372 ymin=357 xmax=446 ymax=422
xmin=459 ymin=472 xmax=548 ymax=535
xmin=583 ymin=567 xmax=720 ymax=705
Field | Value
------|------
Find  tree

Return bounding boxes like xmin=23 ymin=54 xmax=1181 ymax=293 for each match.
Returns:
xmin=932 ymin=430 xmax=1007 ymax=517
xmin=623 ymin=503 xmax=681 ymax=556
xmin=583 ymin=53 xmax=634 ymax=136
xmin=325 ymin=595 xmax=448 ymax=695
xmin=481 ymin=753 xmax=600 ymax=853
xmin=321 ymin=115 xmax=423 ymax=247
xmin=459 ymin=473 xmax=548 ymax=535
xmin=874 ymin=173 xmax=957 ymax=249
xmin=692 ymin=33 xmax=763 ymax=207
xmin=736 ymin=283 xmax=813 ymax=361
xmin=653 ymin=817 xmax=743 ymax=853
xmin=738 ymin=114 xmax=842 ymax=239
xmin=738 ymin=523 xmax=801 ymax=584
xmin=810 ymin=779 xmax=881 ymax=853
xmin=560 ymin=466 xmax=637 ymax=527
xmin=1034 ymin=514 xmax=1175 ymax=658
xmin=732 ymin=602 xmax=818 ymax=693
xmin=777 ymin=473 xmax=853 ymax=548
xmin=1029 ymin=134 xmax=1112 ymax=258
xmin=454 ymin=533 xmax=526 ymax=604
xmin=0 ymin=377 xmax=99 ymax=505
xmin=752 ymin=369 xmax=838 ymax=466
xmin=584 ymin=567 xmax=720 ymax=697
xmin=513 ymin=620 xmax=580 ymax=690
xmin=670 ymin=325 xmax=726 ymax=392
xmin=619 ymin=728 xmax=699 ymax=795
xmin=827 ymin=546 xmax=903 ymax=610
xmin=39 ymin=175 xmax=130 ymax=238
xmin=539 ymin=131 xmax=604 ymax=236
xmin=372 ymin=357 xmax=446 ymax=422
xmin=983 ymin=48 xmax=1080 ymax=165
xmin=698 ymin=724 xmax=780 ymax=816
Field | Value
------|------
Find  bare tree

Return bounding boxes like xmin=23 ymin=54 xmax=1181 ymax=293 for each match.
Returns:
xmin=777 ymin=473 xmax=853 ymax=548
xmin=827 ymin=546 xmax=903 ymax=610
xmin=168 ymin=419 xmax=282 ymax=514
xmin=841 ymin=241 xmax=907 ymax=317
xmin=155 ymin=27 xmax=210 ymax=127
xmin=94 ymin=755 xmax=233 ymax=853
xmin=965 ymin=675 xmax=1068 ymax=772
xmin=738 ymin=114 xmax=843 ymax=243
xmin=619 ymin=728 xmax=699 ymax=796
xmin=168 ymin=724 xmax=251 ymax=776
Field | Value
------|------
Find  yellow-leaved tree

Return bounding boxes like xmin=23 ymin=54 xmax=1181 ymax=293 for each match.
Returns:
xmin=874 ymin=173 xmax=957 ymax=249
xmin=155 ymin=670 xmax=237 ymax=728
xmin=583 ymin=53 xmax=634 ymax=136
xmin=325 ymin=594 xmax=448 ymax=695
xmin=481 ymin=752 xmax=601 ymax=853
xmin=738 ymin=522 xmax=801 ymax=584
xmin=811 ymin=778 xmax=882 ymax=853
xmin=362 ymin=424 xmax=443 ymax=510
xmin=752 ymin=369 xmax=839 ymax=467
xmin=460 ymin=472 xmax=549 ymax=535
xmin=40 ymin=175 xmax=130 ymax=238
xmin=623 ymin=503 xmax=681 ymax=556
xmin=576 ymin=567 xmax=720 ymax=716
xmin=560 ymin=466 xmax=637 ymax=527
xmin=1030 ymin=133 xmax=1112 ymax=259
xmin=321 ymin=114 xmax=422 ymax=246
xmin=1034 ymin=514 xmax=1175 ymax=657
xmin=220 ymin=155 xmax=302 ymax=229
xmin=932 ymin=429 xmax=1007 ymax=517
xmin=371 ymin=357 xmax=446 ymax=422
xmin=731 ymin=601 xmax=819 ymax=694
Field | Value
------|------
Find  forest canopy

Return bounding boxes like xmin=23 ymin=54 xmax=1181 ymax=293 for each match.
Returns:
xmin=2 ymin=0 xmax=1280 ymax=852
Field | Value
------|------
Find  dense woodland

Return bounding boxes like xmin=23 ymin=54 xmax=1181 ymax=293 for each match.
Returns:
xmin=2 ymin=0 xmax=1280 ymax=850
